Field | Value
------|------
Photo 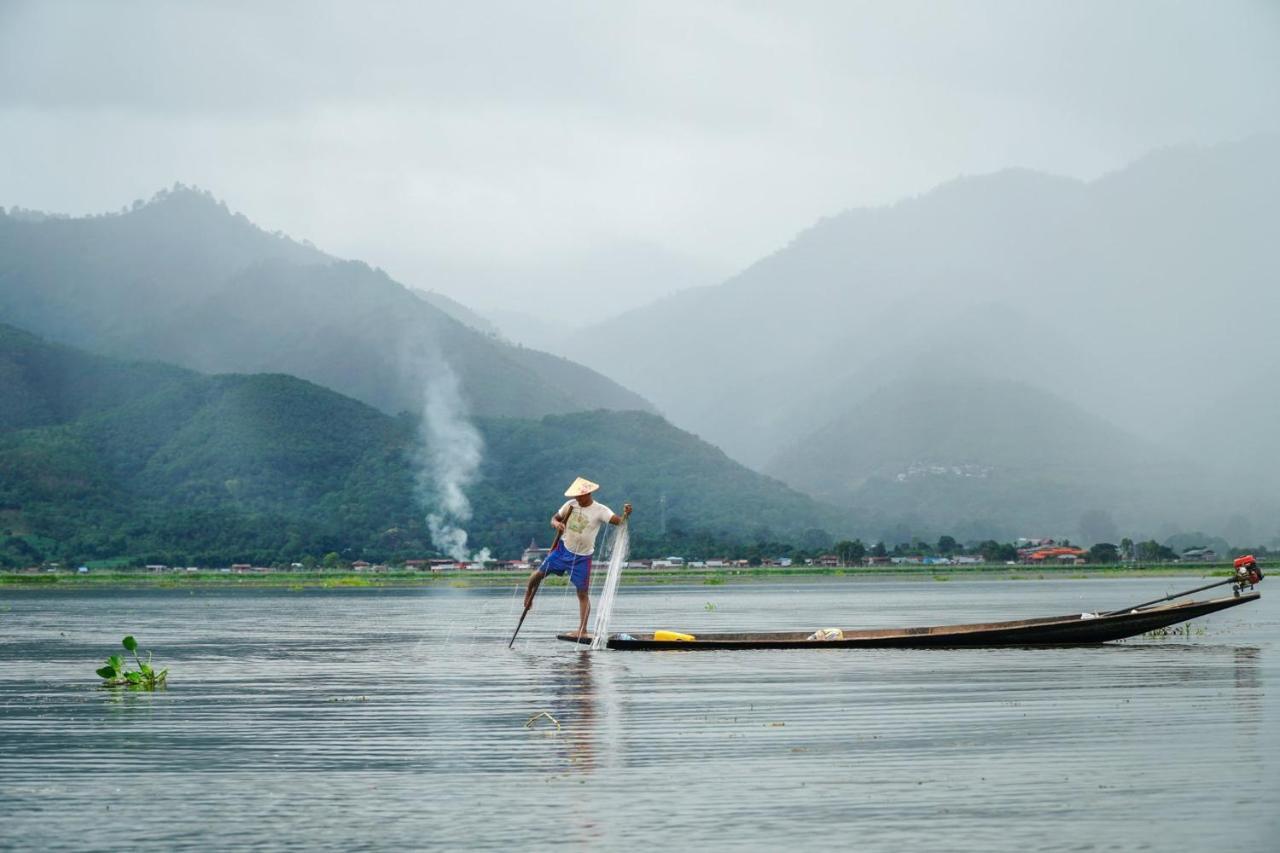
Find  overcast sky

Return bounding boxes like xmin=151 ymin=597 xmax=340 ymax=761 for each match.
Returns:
xmin=2 ymin=0 xmax=1277 ymax=321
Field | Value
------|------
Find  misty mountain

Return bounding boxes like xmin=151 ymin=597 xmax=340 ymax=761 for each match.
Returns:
xmin=421 ymin=237 xmax=725 ymax=332
xmin=0 ymin=186 xmax=652 ymax=419
xmin=414 ymin=289 xmax=504 ymax=338
xmin=0 ymin=322 xmax=851 ymax=566
xmin=569 ymin=137 xmax=1280 ymax=537
xmin=765 ymin=370 xmax=1206 ymax=542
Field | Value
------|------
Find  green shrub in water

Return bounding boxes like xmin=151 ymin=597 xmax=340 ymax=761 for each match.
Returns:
xmin=96 ymin=635 xmax=167 ymax=690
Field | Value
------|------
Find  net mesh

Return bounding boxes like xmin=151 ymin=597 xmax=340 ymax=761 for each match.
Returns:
xmin=590 ymin=519 xmax=628 ymax=649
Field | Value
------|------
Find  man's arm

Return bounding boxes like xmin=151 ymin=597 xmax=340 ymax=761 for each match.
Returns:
xmin=551 ymin=503 xmax=571 ymax=533
xmin=609 ymin=503 xmax=633 ymax=526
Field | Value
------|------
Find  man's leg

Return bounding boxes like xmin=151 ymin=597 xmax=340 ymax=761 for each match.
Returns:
xmin=576 ymin=587 xmax=590 ymax=638
xmin=524 ymin=569 xmax=544 ymax=609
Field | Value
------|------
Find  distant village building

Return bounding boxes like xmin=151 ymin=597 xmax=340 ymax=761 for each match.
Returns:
xmin=1024 ymin=546 xmax=1086 ymax=564
xmin=521 ymin=539 xmax=552 ymax=565
xmin=1180 ymin=547 xmax=1217 ymax=562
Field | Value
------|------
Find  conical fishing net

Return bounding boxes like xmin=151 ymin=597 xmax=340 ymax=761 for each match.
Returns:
xmin=590 ymin=519 xmax=628 ymax=649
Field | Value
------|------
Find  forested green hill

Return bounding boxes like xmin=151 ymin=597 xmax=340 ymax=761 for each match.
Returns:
xmin=0 ymin=323 xmax=851 ymax=567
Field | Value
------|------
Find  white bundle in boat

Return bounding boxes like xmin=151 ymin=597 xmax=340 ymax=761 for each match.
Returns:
xmin=590 ymin=519 xmax=628 ymax=650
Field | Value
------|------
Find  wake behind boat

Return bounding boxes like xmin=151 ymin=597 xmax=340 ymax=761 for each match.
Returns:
xmin=557 ymin=557 xmax=1264 ymax=651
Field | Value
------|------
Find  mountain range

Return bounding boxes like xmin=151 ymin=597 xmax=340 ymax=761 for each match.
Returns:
xmin=546 ymin=137 xmax=1279 ymax=542
xmin=3 ymin=137 xmax=1275 ymax=553
xmin=0 ymin=322 xmax=849 ymax=567
xmin=0 ymin=187 xmax=650 ymax=419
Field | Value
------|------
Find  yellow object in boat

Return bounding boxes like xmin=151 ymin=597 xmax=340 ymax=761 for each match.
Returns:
xmin=653 ymin=630 xmax=697 ymax=642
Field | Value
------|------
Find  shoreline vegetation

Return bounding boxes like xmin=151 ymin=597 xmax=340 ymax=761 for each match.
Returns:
xmin=0 ymin=563 xmax=1234 ymax=590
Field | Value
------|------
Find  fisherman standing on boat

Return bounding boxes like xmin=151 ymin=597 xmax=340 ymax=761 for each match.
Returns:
xmin=523 ymin=477 xmax=631 ymax=639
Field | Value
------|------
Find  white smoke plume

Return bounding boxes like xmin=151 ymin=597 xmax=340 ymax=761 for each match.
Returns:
xmin=407 ymin=343 xmax=491 ymax=563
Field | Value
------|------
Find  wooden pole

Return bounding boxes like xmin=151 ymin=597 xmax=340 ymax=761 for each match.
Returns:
xmin=1100 ymin=577 xmax=1235 ymax=617
xmin=507 ymin=606 xmax=531 ymax=649
xmin=508 ymin=505 xmax=572 ymax=649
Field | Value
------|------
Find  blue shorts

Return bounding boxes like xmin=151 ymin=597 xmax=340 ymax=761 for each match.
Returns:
xmin=538 ymin=542 xmax=592 ymax=591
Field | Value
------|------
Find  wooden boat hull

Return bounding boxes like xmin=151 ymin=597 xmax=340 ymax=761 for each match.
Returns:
xmin=558 ymin=592 xmax=1259 ymax=650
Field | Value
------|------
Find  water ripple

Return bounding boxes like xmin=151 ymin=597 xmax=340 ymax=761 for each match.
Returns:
xmin=0 ymin=579 xmax=1274 ymax=851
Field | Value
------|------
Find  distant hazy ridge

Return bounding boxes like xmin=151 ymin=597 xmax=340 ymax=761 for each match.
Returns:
xmin=569 ymin=138 xmax=1279 ymax=541
xmin=0 ymin=187 xmax=652 ymax=419
xmin=3 ymin=137 xmax=1276 ymax=548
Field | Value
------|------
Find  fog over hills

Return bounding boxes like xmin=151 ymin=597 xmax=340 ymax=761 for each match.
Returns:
xmin=0 ymin=187 xmax=652 ymax=419
xmin=0 ymin=322 xmax=848 ymax=567
xmin=3 ymin=140 xmax=1275 ymax=546
xmin=765 ymin=368 xmax=1205 ymax=542
xmin=560 ymin=137 xmax=1279 ymax=541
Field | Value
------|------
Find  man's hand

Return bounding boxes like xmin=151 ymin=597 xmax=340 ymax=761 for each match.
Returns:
xmin=623 ymin=503 xmax=632 ymax=517
xmin=552 ymin=518 xmax=566 ymax=533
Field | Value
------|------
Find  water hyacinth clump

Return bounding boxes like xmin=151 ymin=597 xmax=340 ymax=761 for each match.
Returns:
xmin=96 ymin=635 xmax=167 ymax=690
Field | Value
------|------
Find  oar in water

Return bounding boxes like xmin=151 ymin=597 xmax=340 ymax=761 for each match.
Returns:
xmin=508 ymin=507 xmax=572 ymax=649
xmin=507 ymin=606 xmax=532 ymax=650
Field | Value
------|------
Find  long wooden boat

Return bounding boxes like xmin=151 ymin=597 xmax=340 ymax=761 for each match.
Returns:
xmin=558 ymin=591 xmax=1259 ymax=650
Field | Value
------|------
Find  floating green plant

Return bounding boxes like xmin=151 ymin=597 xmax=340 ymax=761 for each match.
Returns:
xmin=96 ymin=635 xmax=167 ymax=690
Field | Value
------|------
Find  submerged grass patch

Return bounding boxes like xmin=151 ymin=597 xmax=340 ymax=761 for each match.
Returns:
xmin=1143 ymin=623 xmax=1208 ymax=639
xmin=322 ymin=577 xmax=373 ymax=588
xmin=1 ymin=573 xmax=59 ymax=584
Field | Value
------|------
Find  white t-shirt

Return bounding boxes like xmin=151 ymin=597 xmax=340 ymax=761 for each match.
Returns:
xmin=558 ymin=499 xmax=614 ymax=556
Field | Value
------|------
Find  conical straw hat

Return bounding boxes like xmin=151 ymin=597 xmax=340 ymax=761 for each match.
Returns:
xmin=564 ymin=476 xmax=600 ymax=497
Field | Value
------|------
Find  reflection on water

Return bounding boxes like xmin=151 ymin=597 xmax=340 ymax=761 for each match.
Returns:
xmin=0 ymin=579 xmax=1275 ymax=851
xmin=552 ymin=651 xmax=597 ymax=773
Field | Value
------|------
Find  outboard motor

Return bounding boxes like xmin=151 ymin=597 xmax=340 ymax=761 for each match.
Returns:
xmin=1233 ymin=554 xmax=1263 ymax=594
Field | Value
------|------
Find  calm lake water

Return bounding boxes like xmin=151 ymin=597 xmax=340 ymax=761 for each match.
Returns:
xmin=1 ymin=577 xmax=1275 ymax=851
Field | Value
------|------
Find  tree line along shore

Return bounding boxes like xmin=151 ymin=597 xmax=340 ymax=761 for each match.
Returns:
xmin=0 ymin=561 xmax=1238 ymax=589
